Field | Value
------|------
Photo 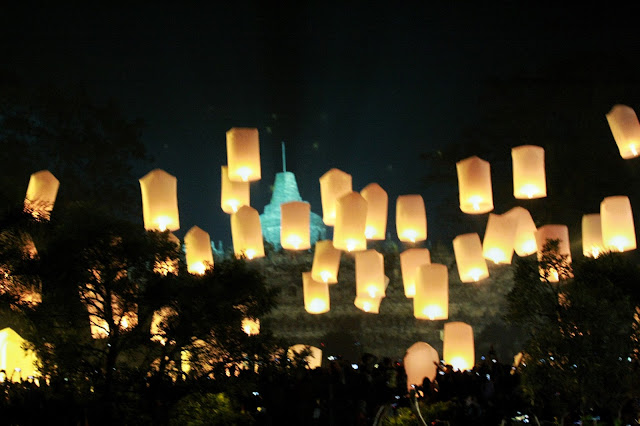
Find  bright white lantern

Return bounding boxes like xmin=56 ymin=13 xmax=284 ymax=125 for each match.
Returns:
xmin=231 ymin=206 xmax=265 ymax=260
xmin=396 ymin=195 xmax=427 ymax=243
xmin=482 ymin=213 xmax=517 ymax=264
xmin=582 ymin=214 xmax=604 ymax=258
xmin=355 ymin=250 xmax=386 ymax=299
xmin=404 ymin=342 xmax=439 ymax=391
xmin=606 ymin=105 xmax=640 ymax=159
xmin=184 ymin=226 xmax=214 ymax=275
xmin=288 ymin=344 xmax=322 ymax=369
xmin=600 ymin=195 xmax=636 ymax=252
xmin=512 ymin=145 xmax=546 ymax=199
xmin=443 ymin=322 xmax=475 ymax=371
xmin=354 ymin=295 xmax=383 ymax=314
xmin=226 ymin=127 xmax=261 ymax=182
xmin=333 ymin=192 xmax=367 ymax=252
xmin=399 ymin=248 xmax=431 ymax=298
xmin=504 ymin=207 xmax=538 ymax=257
xmin=453 ymin=233 xmax=489 ymax=283
xmin=413 ymin=263 xmax=448 ymax=320
xmin=319 ymin=168 xmax=352 ymax=226
xmin=220 ymin=165 xmax=250 ymax=214
xmin=456 ymin=156 xmax=493 ymax=214
xmin=302 ymin=272 xmax=330 ymax=314
xmin=24 ymin=170 xmax=60 ymax=220
xmin=311 ymin=240 xmax=341 ymax=284
xmin=281 ymin=201 xmax=311 ymax=250
xmin=139 ymin=169 xmax=180 ymax=232
xmin=360 ymin=183 xmax=388 ymax=240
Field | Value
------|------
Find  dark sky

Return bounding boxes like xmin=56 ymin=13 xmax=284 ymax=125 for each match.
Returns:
xmin=3 ymin=3 xmax=637 ymax=245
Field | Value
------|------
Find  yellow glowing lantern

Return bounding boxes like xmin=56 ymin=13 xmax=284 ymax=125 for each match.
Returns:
xmin=319 ymin=168 xmax=352 ymax=226
xmin=582 ymin=214 xmax=604 ymax=258
xmin=333 ymin=192 xmax=367 ymax=252
xmin=242 ymin=318 xmax=260 ymax=336
xmin=505 ymin=207 xmax=538 ymax=257
xmin=360 ymin=183 xmax=388 ymax=240
xmin=220 ymin=166 xmax=250 ymax=214
xmin=184 ymin=226 xmax=214 ymax=274
xmin=414 ymin=263 xmax=448 ymax=320
xmin=354 ymin=295 xmax=383 ymax=313
xmin=535 ymin=224 xmax=572 ymax=282
xmin=404 ymin=342 xmax=439 ymax=391
xmin=311 ymin=240 xmax=341 ymax=284
xmin=396 ymin=195 xmax=427 ymax=243
xmin=512 ymin=145 xmax=546 ymax=199
xmin=226 ymin=127 xmax=261 ymax=182
xmin=355 ymin=250 xmax=386 ymax=299
xmin=0 ymin=328 xmax=39 ymax=381
xmin=139 ymin=169 xmax=180 ymax=232
xmin=443 ymin=322 xmax=474 ymax=371
xmin=482 ymin=213 xmax=517 ymax=264
xmin=606 ymin=105 xmax=640 ymax=159
xmin=601 ymin=196 xmax=637 ymax=252
xmin=456 ymin=156 xmax=493 ymax=214
xmin=231 ymin=206 xmax=265 ymax=259
xmin=303 ymin=272 xmax=330 ymax=314
xmin=24 ymin=170 xmax=60 ymax=220
xmin=288 ymin=344 xmax=322 ymax=369
xmin=453 ymin=233 xmax=489 ymax=283
xmin=399 ymin=248 xmax=431 ymax=298
xmin=281 ymin=201 xmax=311 ymax=250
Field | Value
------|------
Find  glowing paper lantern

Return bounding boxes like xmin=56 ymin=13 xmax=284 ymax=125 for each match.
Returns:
xmin=242 ymin=318 xmax=260 ymax=336
xmin=404 ymin=342 xmax=439 ymax=391
xmin=606 ymin=105 xmax=640 ymax=159
xmin=512 ymin=145 xmax=546 ymax=199
xmin=443 ymin=322 xmax=474 ymax=371
xmin=456 ymin=156 xmax=493 ymax=214
xmin=319 ymin=168 xmax=352 ymax=226
xmin=601 ymin=196 xmax=637 ymax=252
xmin=483 ymin=213 xmax=517 ymax=264
xmin=333 ymin=192 xmax=367 ymax=252
xmin=311 ymin=240 xmax=341 ymax=284
xmin=226 ymin=127 xmax=261 ymax=182
xmin=24 ymin=170 xmax=60 ymax=220
xmin=414 ymin=263 xmax=448 ymax=320
xmin=354 ymin=295 xmax=383 ymax=313
xmin=360 ymin=183 xmax=388 ymax=240
xmin=582 ymin=214 xmax=604 ymax=258
xmin=399 ymin=248 xmax=431 ymax=298
xmin=505 ymin=207 xmax=538 ymax=257
xmin=184 ymin=226 xmax=214 ymax=275
xmin=231 ymin=206 xmax=265 ymax=259
xmin=0 ymin=328 xmax=39 ymax=381
xmin=535 ymin=224 xmax=571 ymax=282
xmin=139 ymin=169 xmax=180 ymax=232
xmin=355 ymin=250 xmax=386 ymax=299
xmin=220 ymin=166 xmax=250 ymax=214
xmin=302 ymin=272 xmax=330 ymax=314
xmin=281 ymin=201 xmax=311 ymax=250
xmin=287 ymin=344 xmax=322 ymax=369
xmin=396 ymin=195 xmax=427 ymax=243
xmin=453 ymin=233 xmax=489 ymax=283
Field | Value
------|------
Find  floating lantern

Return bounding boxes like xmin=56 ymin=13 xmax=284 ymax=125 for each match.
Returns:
xmin=226 ymin=127 xmax=261 ymax=182
xmin=354 ymin=295 xmax=383 ymax=314
xmin=231 ymin=206 xmax=265 ymax=259
xmin=311 ymin=240 xmax=341 ymax=284
xmin=360 ymin=183 xmax=388 ymax=240
xmin=355 ymin=250 xmax=386 ymax=299
xmin=24 ymin=170 xmax=60 ymax=220
xmin=535 ymin=224 xmax=571 ymax=282
xmin=404 ymin=342 xmax=439 ymax=391
xmin=483 ymin=213 xmax=517 ymax=264
xmin=396 ymin=195 xmax=427 ymax=243
xmin=302 ymin=272 xmax=330 ymax=314
xmin=220 ymin=166 xmax=250 ymax=214
xmin=505 ymin=207 xmax=538 ymax=257
xmin=281 ymin=201 xmax=311 ymax=250
xmin=333 ymin=192 xmax=367 ymax=252
xmin=184 ymin=226 xmax=214 ymax=274
xmin=0 ymin=328 xmax=39 ymax=381
xmin=443 ymin=322 xmax=474 ymax=371
xmin=242 ymin=318 xmax=260 ymax=336
xmin=399 ymin=248 xmax=431 ymax=298
xmin=414 ymin=263 xmax=448 ymax=320
xmin=606 ymin=105 xmax=640 ymax=159
xmin=512 ymin=145 xmax=546 ymax=199
xmin=319 ymin=168 xmax=352 ymax=226
xmin=456 ymin=156 xmax=493 ymax=214
xmin=288 ymin=344 xmax=322 ymax=369
xmin=139 ymin=169 xmax=180 ymax=232
xmin=601 ymin=196 xmax=636 ymax=252
xmin=453 ymin=233 xmax=489 ymax=283
xmin=582 ymin=214 xmax=604 ymax=258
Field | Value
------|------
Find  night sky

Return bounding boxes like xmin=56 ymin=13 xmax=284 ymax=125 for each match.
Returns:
xmin=3 ymin=3 xmax=637 ymax=246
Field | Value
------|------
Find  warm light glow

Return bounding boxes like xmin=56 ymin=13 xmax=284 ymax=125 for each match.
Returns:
xmin=468 ymin=268 xmax=484 ymax=282
xmin=423 ymin=305 xmax=443 ymax=321
xmin=535 ymin=224 xmax=572 ymax=282
xmin=453 ymin=233 xmax=489 ymax=283
xmin=457 ymin=156 xmax=493 ymax=214
xmin=155 ymin=216 xmax=172 ymax=232
xmin=24 ymin=170 xmax=60 ymax=220
xmin=354 ymin=295 xmax=382 ymax=313
xmin=485 ymin=248 xmax=506 ymax=264
xmin=355 ymin=250 xmax=386 ymax=300
xmin=367 ymin=285 xmax=379 ymax=298
xmin=520 ymin=184 xmax=540 ymax=199
xmin=401 ymin=229 xmax=418 ymax=243
xmin=610 ymin=237 xmax=630 ymax=252
xmin=404 ymin=342 xmax=439 ymax=391
xmin=413 ymin=263 xmax=448 ymax=320
xmin=400 ymin=248 xmax=431 ymax=298
xmin=231 ymin=206 xmax=265 ymax=260
xmin=443 ymin=322 xmax=475 ymax=372
xmin=190 ymin=262 xmax=206 ymax=275
xmin=286 ymin=235 xmax=303 ymax=249
xmin=591 ymin=247 xmax=601 ymax=258
xmin=139 ymin=169 xmax=180 ymax=232
xmin=333 ymin=192 xmax=367 ymax=251
xmin=482 ymin=213 xmax=517 ymax=264
xmin=346 ymin=239 xmax=358 ymax=252
xmin=362 ymin=301 xmax=372 ymax=312
xmin=245 ymin=249 xmax=256 ymax=260
xmin=632 ymin=145 xmax=638 ymax=156
xmin=449 ymin=356 xmax=471 ymax=371
xmin=361 ymin=183 xmax=388 ymax=240
xmin=0 ymin=328 xmax=39 ymax=381
xmin=512 ymin=145 xmax=546 ymax=199
xmin=469 ymin=196 xmax=483 ymax=212
xmin=319 ymin=270 xmax=332 ymax=283
xmin=606 ymin=105 xmax=640 ymax=159
xmin=227 ymin=200 xmax=240 ymax=213
xmin=236 ymin=167 xmax=252 ymax=182
xmin=312 ymin=241 xmax=341 ymax=284
xmin=309 ymin=299 xmax=327 ymax=312
xmin=303 ymin=272 xmax=330 ymax=314
xmin=521 ymin=240 xmax=537 ymax=255
xmin=226 ymin=128 xmax=261 ymax=182
xmin=185 ymin=226 xmax=214 ymax=274
xmin=396 ymin=195 xmax=427 ymax=243
xmin=365 ymin=226 xmax=377 ymax=239
xmin=319 ymin=168 xmax=352 ymax=226
xmin=601 ymin=196 xmax=636 ymax=253
xmin=242 ymin=318 xmax=260 ymax=336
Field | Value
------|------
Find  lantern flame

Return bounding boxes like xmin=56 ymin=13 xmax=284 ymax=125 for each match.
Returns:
xmin=245 ymin=249 xmax=256 ymax=260
xmin=609 ymin=236 xmax=630 ymax=252
xmin=520 ymin=184 xmax=540 ymax=199
xmin=401 ymin=229 xmax=419 ymax=243
xmin=190 ymin=262 xmax=206 ymax=275
xmin=632 ymin=144 xmax=638 ymax=157
xmin=309 ymin=298 xmax=327 ymax=313
xmin=367 ymin=285 xmax=378 ymax=298
xmin=485 ymin=248 xmax=506 ymax=264
xmin=520 ymin=240 xmax=537 ymax=255
xmin=227 ymin=199 xmax=240 ymax=213
xmin=365 ymin=226 xmax=377 ymax=239
xmin=319 ymin=270 xmax=332 ymax=283
xmin=285 ymin=234 xmax=303 ymax=250
xmin=155 ymin=216 xmax=172 ymax=232
xmin=450 ymin=356 xmax=471 ymax=371
xmin=590 ymin=246 xmax=601 ymax=258
xmin=236 ymin=167 xmax=252 ymax=182
xmin=346 ymin=239 xmax=358 ymax=252
xmin=468 ymin=268 xmax=484 ymax=282
xmin=423 ymin=305 xmax=443 ymax=321
xmin=469 ymin=196 xmax=483 ymax=212
xmin=362 ymin=301 xmax=372 ymax=312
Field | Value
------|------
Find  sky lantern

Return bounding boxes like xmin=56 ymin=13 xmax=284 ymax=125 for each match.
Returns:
xmin=482 ymin=213 xmax=517 ymax=264
xmin=400 ymin=248 xmax=431 ymax=298
xmin=443 ymin=322 xmax=475 ymax=371
xmin=311 ymin=240 xmax=341 ymax=284
xmin=355 ymin=250 xmax=386 ymax=299
xmin=226 ymin=127 xmax=261 ymax=182
xmin=413 ymin=263 xmax=448 ymax=320
xmin=281 ymin=201 xmax=311 ymax=250
xmin=287 ymin=344 xmax=322 ymax=369
xmin=139 ymin=169 xmax=180 ymax=232
xmin=333 ymin=192 xmax=367 ymax=252
xmin=512 ymin=145 xmax=546 ymax=199
xmin=396 ymin=195 xmax=427 ymax=243
xmin=242 ymin=318 xmax=260 ymax=336
xmin=456 ymin=156 xmax=493 ymax=214
xmin=24 ymin=170 xmax=60 ymax=220
xmin=535 ymin=224 xmax=571 ymax=282
xmin=231 ymin=205 xmax=265 ymax=260
xmin=184 ymin=226 xmax=214 ymax=274
xmin=606 ymin=104 xmax=640 ymax=159
xmin=354 ymin=295 xmax=383 ymax=314
xmin=220 ymin=165 xmax=250 ymax=214
xmin=319 ymin=168 xmax=352 ymax=226
xmin=601 ymin=196 xmax=636 ymax=252
xmin=302 ymin=272 xmax=330 ymax=314
xmin=404 ymin=342 xmax=439 ymax=391
xmin=582 ymin=214 xmax=604 ymax=258
xmin=0 ymin=327 xmax=39 ymax=381
xmin=360 ymin=183 xmax=388 ymax=240
xmin=505 ymin=207 xmax=538 ymax=257
xmin=453 ymin=233 xmax=489 ymax=283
